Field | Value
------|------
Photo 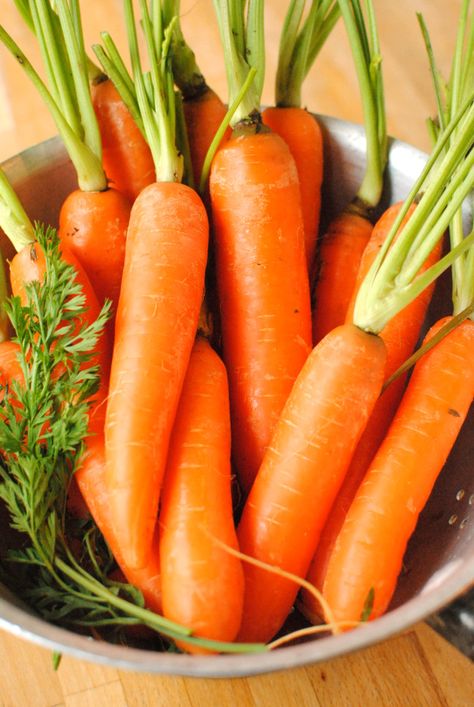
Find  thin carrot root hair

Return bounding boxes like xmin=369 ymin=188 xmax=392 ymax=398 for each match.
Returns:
xmin=266 ymin=621 xmax=363 ymax=650
xmin=200 ymin=527 xmax=346 ymax=637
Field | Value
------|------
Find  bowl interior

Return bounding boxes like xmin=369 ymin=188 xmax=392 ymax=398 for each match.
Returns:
xmin=0 ymin=117 xmax=472 ymax=676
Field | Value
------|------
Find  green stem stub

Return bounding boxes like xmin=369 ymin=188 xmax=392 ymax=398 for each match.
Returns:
xmin=114 ymin=0 xmax=182 ymax=183
xmin=1 ymin=2 xmax=106 ymax=192
xmin=162 ymin=0 xmax=208 ymax=99
xmin=339 ymin=0 xmax=387 ymax=209
xmin=0 ymin=168 xmax=35 ymax=252
xmin=353 ymin=98 xmax=474 ymax=334
xmin=419 ymin=1 xmax=474 ymax=317
xmin=213 ymin=0 xmax=264 ymax=126
xmin=275 ymin=0 xmax=340 ymax=108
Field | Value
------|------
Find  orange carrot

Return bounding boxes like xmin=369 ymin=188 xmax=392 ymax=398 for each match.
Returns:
xmin=263 ymin=106 xmax=323 ymax=272
xmin=210 ymin=129 xmax=312 ymax=495
xmin=159 ymin=336 xmax=244 ymax=652
xmin=321 ymin=318 xmax=474 ymax=624
xmin=91 ymin=75 xmax=155 ymax=203
xmin=312 ymin=210 xmax=374 ymax=341
xmin=58 ymin=187 xmax=130 ymax=314
xmin=76 ymin=436 xmax=162 ymax=615
xmin=236 ymin=323 xmax=386 ymax=642
xmin=105 ymin=182 xmax=208 ymax=569
xmin=301 ymin=203 xmax=442 ymax=618
xmin=261 ymin=1 xmax=339 ymax=274
xmin=0 ymin=341 xmax=22 ymax=393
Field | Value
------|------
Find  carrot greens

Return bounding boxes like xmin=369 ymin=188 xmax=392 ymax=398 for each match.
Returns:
xmin=0 ymin=1 xmax=106 ymax=192
xmin=213 ymin=0 xmax=264 ymax=127
xmin=275 ymin=0 xmax=340 ymax=108
xmin=418 ymin=0 xmax=474 ymax=315
xmin=353 ymin=97 xmax=474 ymax=333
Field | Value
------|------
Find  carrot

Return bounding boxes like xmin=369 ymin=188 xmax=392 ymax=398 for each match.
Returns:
xmin=104 ymin=0 xmax=209 ymax=569
xmin=210 ymin=0 xmax=312 ymax=495
xmin=91 ymin=75 xmax=155 ymax=203
xmin=262 ymin=106 xmax=323 ymax=272
xmin=321 ymin=317 xmax=474 ymax=624
xmin=312 ymin=210 xmax=374 ymax=339
xmin=159 ymin=336 xmax=244 ymax=652
xmin=262 ymin=0 xmax=340 ymax=274
xmin=236 ymin=323 xmax=386 ymax=642
xmin=312 ymin=0 xmax=387 ymax=343
xmin=300 ymin=202 xmax=442 ymax=619
xmin=76 ymin=436 xmax=163 ymax=615
xmin=58 ymin=187 xmax=130 ymax=311
xmin=1 ymin=3 xmax=130 ymax=318
xmin=236 ymin=100 xmax=474 ymax=642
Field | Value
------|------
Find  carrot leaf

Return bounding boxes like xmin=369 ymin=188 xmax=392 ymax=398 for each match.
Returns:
xmin=162 ymin=0 xmax=208 ymax=99
xmin=275 ymin=0 xmax=340 ymax=108
xmin=0 ymin=167 xmax=35 ymax=252
xmin=213 ymin=0 xmax=263 ymax=126
xmin=1 ymin=3 xmax=106 ymax=192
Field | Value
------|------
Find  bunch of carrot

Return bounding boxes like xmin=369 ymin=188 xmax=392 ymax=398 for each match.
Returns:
xmin=0 ymin=0 xmax=473 ymax=656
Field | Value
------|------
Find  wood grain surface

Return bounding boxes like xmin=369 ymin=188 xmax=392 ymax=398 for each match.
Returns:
xmin=0 ymin=1 xmax=473 ymax=705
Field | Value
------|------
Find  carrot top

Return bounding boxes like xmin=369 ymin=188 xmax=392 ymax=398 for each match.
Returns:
xmin=162 ymin=0 xmax=209 ymax=99
xmin=213 ymin=0 xmax=264 ymax=127
xmin=2 ymin=0 xmax=106 ymax=192
xmin=0 ymin=169 xmax=35 ymax=253
xmin=275 ymin=0 xmax=340 ymax=108
xmin=418 ymin=0 xmax=474 ymax=316
xmin=337 ymin=0 xmax=387 ymax=211
xmin=353 ymin=96 xmax=474 ymax=334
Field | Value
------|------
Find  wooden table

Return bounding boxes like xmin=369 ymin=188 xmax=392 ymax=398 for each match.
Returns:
xmin=0 ymin=1 xmax=473 ymax=704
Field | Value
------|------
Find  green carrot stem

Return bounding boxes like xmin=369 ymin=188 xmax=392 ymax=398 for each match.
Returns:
xmin=276 ymin=1 xmax=340 ymax=108
xmin=355 ymin=229 xmax=474 ymax=334
xmin=199 ymin=66 xmax=257 ymax=194
xmin=0 ymin=169 xmax=35 ymax=252
xmin=417 ymin=14 xmax=446 ymax=131
xmin=0 ymin=27 xmax=106 ymax=192
xmin=162 ymin=0 xmax=208 ymax=99
xmin=55 ymin=557 xmax=266 ymax=653
xmin=174 ymin=90 xmax=194 ymax=188
xmin=124 ymin=0 xmax=182 ymax=182
xmin=400 ymin=150 xmax=474 ymax=283
xmin=245 ymin=0 xmax=265 ymax=100
xmin=339 ymin=0 xmax=386 ymax=209
xmin=213 ymin=0 xmax=262 ymax=126
xmin=276 ymin=0 xmax=318 ymax=108
xmin=364 ymin=96 xmax=474 ymax=295
xmin=0 ymin=252 xmax=9 ymax=342
xmin=353 ymin=98 xmax=474 ymax=334
xmin=92 ymin=40 xmax=144 ymax=137
xmin=30 ymin=0 xmax=82 ymax=139
xmin=54 ymin=0 xmax=102 ymax=163
xmin=305 ymin=2 xmax=340 ymax=76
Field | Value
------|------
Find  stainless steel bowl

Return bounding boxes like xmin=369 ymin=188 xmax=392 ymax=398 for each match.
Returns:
xmin=0 ymin=116 xmax=472 ymax=676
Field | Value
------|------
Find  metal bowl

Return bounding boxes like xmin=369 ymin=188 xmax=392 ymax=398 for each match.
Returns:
xmin=0 ymin=116 xmax=472 ymax=676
